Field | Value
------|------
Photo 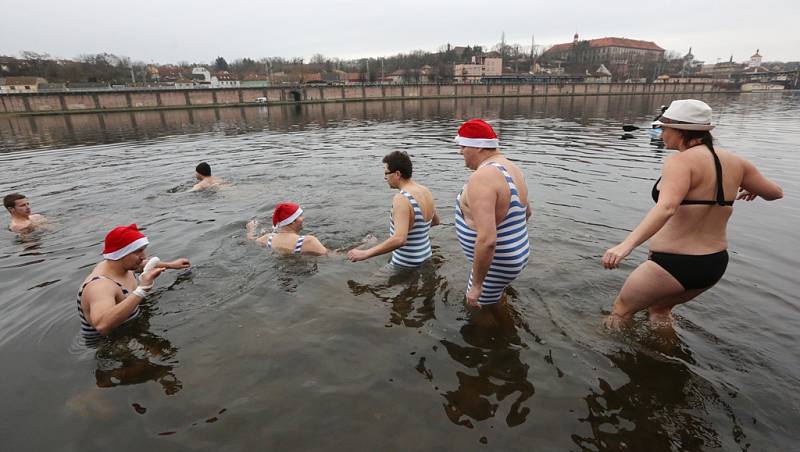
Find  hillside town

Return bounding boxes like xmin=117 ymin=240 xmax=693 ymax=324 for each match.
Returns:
xmin=1 ymin=34 xmax=798 ymax=93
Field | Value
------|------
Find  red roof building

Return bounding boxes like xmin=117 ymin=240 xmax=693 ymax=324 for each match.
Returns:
xmin=543 ymin=34 xmax=664 ymax=65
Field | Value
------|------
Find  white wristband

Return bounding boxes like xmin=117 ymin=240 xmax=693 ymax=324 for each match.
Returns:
xmin=133 ymin=287 xmax=148 ymax=298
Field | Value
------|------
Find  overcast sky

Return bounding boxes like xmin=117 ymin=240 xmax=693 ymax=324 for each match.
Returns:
xmin=1 ymin=0 xmax=797 ymax=65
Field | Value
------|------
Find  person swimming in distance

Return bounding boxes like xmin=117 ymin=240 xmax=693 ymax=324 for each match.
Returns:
xmin=191 ymin=162 xmax=224 ymax=191
xmin=246 ymin=202 xmax=329 ymax=256
xmin=4 ymin=193 xmax=47 ymax=233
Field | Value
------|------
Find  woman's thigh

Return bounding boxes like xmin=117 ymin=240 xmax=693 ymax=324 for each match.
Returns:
xmin=614 ymin=260 xmax=686 ymax=316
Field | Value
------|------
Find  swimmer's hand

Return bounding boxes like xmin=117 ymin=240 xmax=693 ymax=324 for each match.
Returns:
xmin=737 ymin=188 xmax=757 ymax=201
xmin=139 ymin=267 xmax=166 ymax=289
xmin=465 ymin=286 xmax=482 ymax=307
xmin=246 ymin=220 xmax=260 ymax=240
xmin=162 ymin=258 xmax=191 ymax=269
xmin=347 ymin=249 xmax=370 ymax=262
xmin=602 ymin=242 xmax=633 ymax=269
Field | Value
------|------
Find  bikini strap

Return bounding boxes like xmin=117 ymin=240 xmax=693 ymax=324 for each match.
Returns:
xmin=707 ymin=146 xmax=731 ymax=206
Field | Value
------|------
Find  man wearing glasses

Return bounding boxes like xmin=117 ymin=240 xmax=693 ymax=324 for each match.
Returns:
xmin=347 ymin=151 xmax=439 ymax=268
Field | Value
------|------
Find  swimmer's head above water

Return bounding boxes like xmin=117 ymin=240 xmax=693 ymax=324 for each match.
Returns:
xmin=454 ymin=119 xmax=500 ymax=170
xmin=382 ymin=151 xmax=412 ymax=188
xmin=102 ymin=224 xmax=149 ymax=271
xmin=195 ymin=162 xmax=212 ymax=180
xmin=272 ymin=202 xmax=304 ymax=232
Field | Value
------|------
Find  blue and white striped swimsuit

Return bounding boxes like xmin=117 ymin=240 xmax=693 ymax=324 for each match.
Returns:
xmin=390 ymin=190 xmax=433 ymax=268
xmin=77 ymin=276 xmax=140 ymax=344
xmin=455 ymin=162 xmax=530 ymax=304
xmin=267 ymin=234 xmax=305 ymax=254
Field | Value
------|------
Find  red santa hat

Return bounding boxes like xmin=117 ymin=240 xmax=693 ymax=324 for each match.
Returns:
xmin=454 ymin=119 xmax=499 ymax=148
xmin=273 ymin=202 xmax=303 ymax=229
xmin=103 ymin=224 xmax=149 ymax=260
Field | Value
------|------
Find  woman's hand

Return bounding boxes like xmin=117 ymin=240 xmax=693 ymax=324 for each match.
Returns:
xmin=737 ymin=188 xmax=757 ymax=201
xmin=602 ymin=242 xmax=634 ymax=269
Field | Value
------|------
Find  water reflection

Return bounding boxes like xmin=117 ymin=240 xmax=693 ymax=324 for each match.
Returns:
xmin=346 ymin=253 xmax=444 ymax=328
xmin=440 ymin=296 xmax=535 ymax=429
xmin=573 ymin=342 xmax=749 ymax=452
xmin=91 ymin=274 xmax=189 ymax=395
xmin=0 ymin=94 xmax=704 ymax=153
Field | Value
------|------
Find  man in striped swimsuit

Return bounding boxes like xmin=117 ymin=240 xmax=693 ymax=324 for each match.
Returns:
xmin=78 ymin=224 xmax=190 ymax=343
xmin=347 ymin=151 xmax=439 ymax=268
xmin=454 ymin=119 xmax=532 ymax=307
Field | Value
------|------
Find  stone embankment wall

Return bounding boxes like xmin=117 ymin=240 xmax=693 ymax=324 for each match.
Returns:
xmin=0 ymin=83 xmax=732 ymax=116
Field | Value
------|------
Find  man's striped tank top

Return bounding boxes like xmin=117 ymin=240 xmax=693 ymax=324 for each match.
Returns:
xmin=389 ymin=190 xmax=432 ymax=268
xmin=77 ymin=276 xmax=140 ymax=345
xmin=455 ymin=162 xmax=530 ymax=304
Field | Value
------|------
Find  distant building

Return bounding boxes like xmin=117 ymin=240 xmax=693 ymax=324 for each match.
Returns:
xmin=708 ymin=57 xmax=745 ymax=79
xmin=586 ymin=64 xmax=612 ymax=83
xmin=748 ymin=49 xmax=763 ymax=69
xmin=0 ymin=76 xmax=48 ymax=93
xmin=542 ymin=34 xmax=664 ymax=65
xmin=454 ymin=56 xmax=502 ymax=82
xmin=419 ymin=65 xmax=433 ymax=83
xmin=190 ymin=67 xmax=240 ymax=88
xmin=680 ymin=47 xmax=705 ymax=76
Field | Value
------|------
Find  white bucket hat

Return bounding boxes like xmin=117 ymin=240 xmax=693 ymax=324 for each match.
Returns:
xmin=652 ymin=99 xmax=715 ymax=131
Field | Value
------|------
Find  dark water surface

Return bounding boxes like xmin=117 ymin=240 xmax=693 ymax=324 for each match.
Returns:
xmin=1 ymin=93 xmax=798 ymax=451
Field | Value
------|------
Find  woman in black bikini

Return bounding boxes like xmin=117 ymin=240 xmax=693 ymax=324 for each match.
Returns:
xmin=602 ymin=99 xmax=783 ymax=329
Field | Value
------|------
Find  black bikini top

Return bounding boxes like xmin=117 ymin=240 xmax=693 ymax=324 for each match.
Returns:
xmin=651 ymin=145 xmax=734 ymax=206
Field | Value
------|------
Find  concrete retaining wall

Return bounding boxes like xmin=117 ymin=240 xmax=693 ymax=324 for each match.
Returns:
xmin=0 ymin=83 xmax=736 ymax=116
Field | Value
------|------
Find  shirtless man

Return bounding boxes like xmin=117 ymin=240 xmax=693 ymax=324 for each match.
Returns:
xmin=347 ymin=151 xmax=440 ymax=267
xmin=246 ymin=202 xmax=328 ymax=256
xmin=78 ymin=224 xmax=190 ymax=343
xmin=191 ymin=162 xmax=223 ymax=191
xmin=454 ymin=119 xmax=532 ymax=307
xmin=4 ymin=193 xmax=47 ymax=233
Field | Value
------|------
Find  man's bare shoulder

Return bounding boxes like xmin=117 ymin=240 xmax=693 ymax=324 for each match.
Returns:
xmin=81 ymin=276 xmax=124 ymax=300
xmin=468 ymin=165 xmax=505 ymax=188
xmin=9 ymin=220 xmax=32 ymax=233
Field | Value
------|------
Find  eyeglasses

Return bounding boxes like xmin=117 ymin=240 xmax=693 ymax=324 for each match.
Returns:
xmin=384 ymin=170 xmax=396 ymax=175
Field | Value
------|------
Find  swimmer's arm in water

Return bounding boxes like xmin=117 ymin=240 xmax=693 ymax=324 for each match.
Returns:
xmin=246 ymin=220 xmax=269 ymax=245
xmin=431 ymin=210 xmax=441 ymax=226
xmin=347 ymin=194 xmax=411 ymax=262
xmin=602 ymin=155 xmax=688 ymax=269
xmin=738 ymin=158 xmax=783 ymax=201
xmin=157 ymin=258 xmax=191 ymax=270
xmin=301 ymin=235 xmax=329 ymax=256
xmin=83 ymin=269 xmax=165 ymax=335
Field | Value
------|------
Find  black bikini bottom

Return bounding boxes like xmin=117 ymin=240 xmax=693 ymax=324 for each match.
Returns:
xmin=649 ymin=250 xmax=729 ymax=290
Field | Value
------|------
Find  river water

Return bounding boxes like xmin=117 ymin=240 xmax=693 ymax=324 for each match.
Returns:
xmin=1 ymin=93 xmax=798 ymax=451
